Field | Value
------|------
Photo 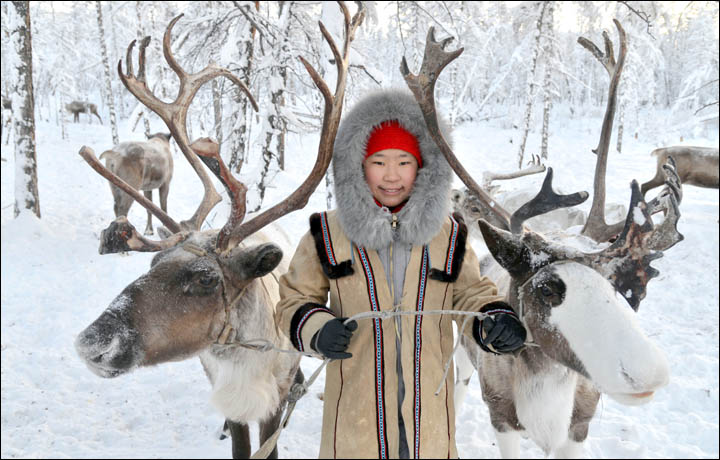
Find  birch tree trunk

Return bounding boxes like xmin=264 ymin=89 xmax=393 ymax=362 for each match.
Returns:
xmin=517 ymin=1 xmax=548 ymax=168
xmin=540 ymin=1 xmax=555 ymax=160
xmin=59 ymin=92 xmax=67 ymax=140
xmin=96 ymin=1 xmax=119 ymax=145
xmin=10 ymin=0 xmax=40 ymax=218
xmin=254 ymin=1 xmax=292 ymax=212
xmin=616 ymin=98 xmax=625 ymax=153
xmin=228 ymin=1 xmax=258 ymax=173
xmin=264 ymin=2 xmax=291 ymax=171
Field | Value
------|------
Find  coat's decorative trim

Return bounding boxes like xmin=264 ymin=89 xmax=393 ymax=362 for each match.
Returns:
xmin=309 ymin=212 xmax=354 ymax=279
xmin=289 ymin=303 xmax=333 ymax=352
xmin=429 ymin=213 xmax=468 ymax=282
xmin=413 ymin=245 xmax=430 ymax=458
xmin=356 ymin=246 xmax=388 ymax=459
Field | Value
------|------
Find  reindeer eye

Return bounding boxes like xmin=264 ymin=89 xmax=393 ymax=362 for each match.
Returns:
xmin=470 ymin=206 xmax=481 ymax=213
xmin=540 ymin=285 xmax=553 ymax=297
xmin=198 ymin=274 xmax=218 ymax=287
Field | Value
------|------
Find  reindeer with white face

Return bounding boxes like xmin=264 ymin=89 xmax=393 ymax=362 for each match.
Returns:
xmin=99 ymin=132 xmax=173 ymax=236
xmin=402 ymin=22 xmax=682 ymax=458
xmin=75 ymin=6 xmax=365 ymax=459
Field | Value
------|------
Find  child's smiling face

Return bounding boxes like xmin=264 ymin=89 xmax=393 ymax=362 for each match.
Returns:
xmin=363 ymin=148 xmax=419 ymax=207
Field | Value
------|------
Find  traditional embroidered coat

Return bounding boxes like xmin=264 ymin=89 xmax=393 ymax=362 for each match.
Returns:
xmin=275 ymin=89 xmax=503 ymax=459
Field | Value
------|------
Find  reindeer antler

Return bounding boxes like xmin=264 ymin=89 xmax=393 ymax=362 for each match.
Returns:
xmin=402 ymin=28 xmax=590 ymax=233
xmin=510 ymin=168 xmax=589 ymax=234
xmin=82 ymin=4 xmax=364 ymax=255
xmin=481 ymin=154 xmax=546 ymax=189
xmin=220 ymin=1 xmax=366 ymax=250
xmin=585 ymin=158 xmax=684 ymax=310
xmin=401 ymin=27 xmax=512 ymax=230
xmin=579 ymin=19 xmax=628 ymax=243
xmin=117 ymin=14 xmax=259 ymax=233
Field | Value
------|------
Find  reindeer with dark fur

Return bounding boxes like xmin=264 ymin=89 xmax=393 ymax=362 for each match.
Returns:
xmin=75 ymin=5 xmax=365 ymax=458
xmin=402 ymin=22 xmax=682 ymax=458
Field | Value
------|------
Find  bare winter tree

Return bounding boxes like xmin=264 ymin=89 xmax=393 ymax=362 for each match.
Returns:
xmin=10 ymin=0 xmax=40 ymax=218
xmin=517 ymin=1 xmax=549 ymax=168
xmin=95 ymin=1 xmax=118 ymax=145
xmin=228 ymin=1 xmax=259 ymax=173
xmin=539 ymin=1 xmax=555 ymax=159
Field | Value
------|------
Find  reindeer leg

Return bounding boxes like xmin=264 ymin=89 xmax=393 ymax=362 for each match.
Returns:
xmin=495 ymin=429 xmax=522 ymax=459
xmin=558 ymin=378 xmax=600 ymax=459
xmin=480 ymin=359 xmax=523 ymax=459
xmin=227 ymin=419 xmax=251 ymax=460
xmin=256 ymin=368 xmax=305 ymax=459
xmin=454 ymin=336 xmax=479 ymax=411
xmin=259 ymin=406 xmax=283 ymax=459
xmin=143 ymin=190 xmax=154 ymax=235
xmin=158 ymin=182 xmax=170 ymax=234
xmin=640 ymin=171 xmax=665 ymax=197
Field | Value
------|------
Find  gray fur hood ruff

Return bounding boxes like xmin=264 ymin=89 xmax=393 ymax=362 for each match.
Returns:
xmin=332 ymin=89 xmax=453 ymax=251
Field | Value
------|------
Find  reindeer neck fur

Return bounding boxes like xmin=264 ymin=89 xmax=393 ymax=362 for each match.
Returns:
xmin=479 ymin=269 xmax=599 ymax=454
xmin=200 ymin=274 xmax=297 ymax=423
xmin=482 ymin=322 xmax=595 ymax=456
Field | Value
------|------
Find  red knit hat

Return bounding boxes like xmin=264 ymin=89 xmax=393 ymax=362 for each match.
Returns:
xmin=364 ymin=120 xmax=422 ymax=167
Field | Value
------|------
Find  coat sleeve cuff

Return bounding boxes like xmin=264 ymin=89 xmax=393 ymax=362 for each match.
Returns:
xmin=289 ymin=303 xmax=336 ymax=352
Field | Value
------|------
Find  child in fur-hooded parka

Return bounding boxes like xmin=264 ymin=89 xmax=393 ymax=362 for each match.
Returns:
xmin=275 ymin=89 xmax=526 ymax=459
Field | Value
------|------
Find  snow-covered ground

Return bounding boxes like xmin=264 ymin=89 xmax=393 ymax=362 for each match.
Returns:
xmin=1 ymin=105 xmax=718 ymax=458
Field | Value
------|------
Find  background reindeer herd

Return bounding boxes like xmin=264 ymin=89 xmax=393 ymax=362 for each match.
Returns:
xmin=59 ymin=5 xmax=719 ymax=460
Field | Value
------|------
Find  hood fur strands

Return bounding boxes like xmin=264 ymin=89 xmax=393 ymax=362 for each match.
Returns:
xmin=332 ymin=89 xmax=454 ymax=251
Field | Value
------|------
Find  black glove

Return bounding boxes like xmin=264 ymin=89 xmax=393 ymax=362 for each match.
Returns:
xmin=474 ymin=304 xmax=526 ymax=353
xmin=310 ymin=317 xmax=358 ymax=359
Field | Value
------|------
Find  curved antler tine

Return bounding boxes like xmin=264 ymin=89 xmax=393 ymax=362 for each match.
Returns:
xmin=163 ymin=14 xmax=187 ymax=79
xmin=299 ymin=56 xmax=332 ymax=103
xmin=138 ymin=36 xmax=151 ymax=83
xmin=419 ymin=27 xmax=464 ymax=77
xmin=189 ymin=138 xmax=249 ymax=252
xmin=318 ymin=21 xmax=343 ymax=79
xmin=432 ymin=28 xmax=455 ymax=50
xmin=602 ymin=29 xmax=615 ymax=73
xmin=648 ymin=156 xmax=683 ymax=215
xmin=124 ymin=39 xmax=136 ymax=77
xmin=509 ymin=168 xmax=589 ymax=234
xmin=647 ymin=188 xmax=684 ymax=251
xmin=605 ymin=180 xmax=652 ymax=249
xmin=217 ymin=70 xmax=259 ymax=112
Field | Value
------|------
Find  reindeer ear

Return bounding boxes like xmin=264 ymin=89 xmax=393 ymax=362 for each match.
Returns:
xmin=478 ymin=219 xmax=534 ymax=278
xmin=479 ymin=219 xmax=565 ymax=280
xmin=223 ymin=243 xmax=283 ymax=279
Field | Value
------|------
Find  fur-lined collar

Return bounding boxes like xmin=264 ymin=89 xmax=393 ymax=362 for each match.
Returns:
xmin=332 ymin=89 xmax=453 ymax=250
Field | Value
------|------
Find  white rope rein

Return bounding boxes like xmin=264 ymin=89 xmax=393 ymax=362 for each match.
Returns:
xmin=231 ymin=308 xmax=501 ymax=459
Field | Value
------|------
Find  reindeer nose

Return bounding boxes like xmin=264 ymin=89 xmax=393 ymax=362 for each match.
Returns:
xmin=75 ymin=316 xmax=140 ymax=378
